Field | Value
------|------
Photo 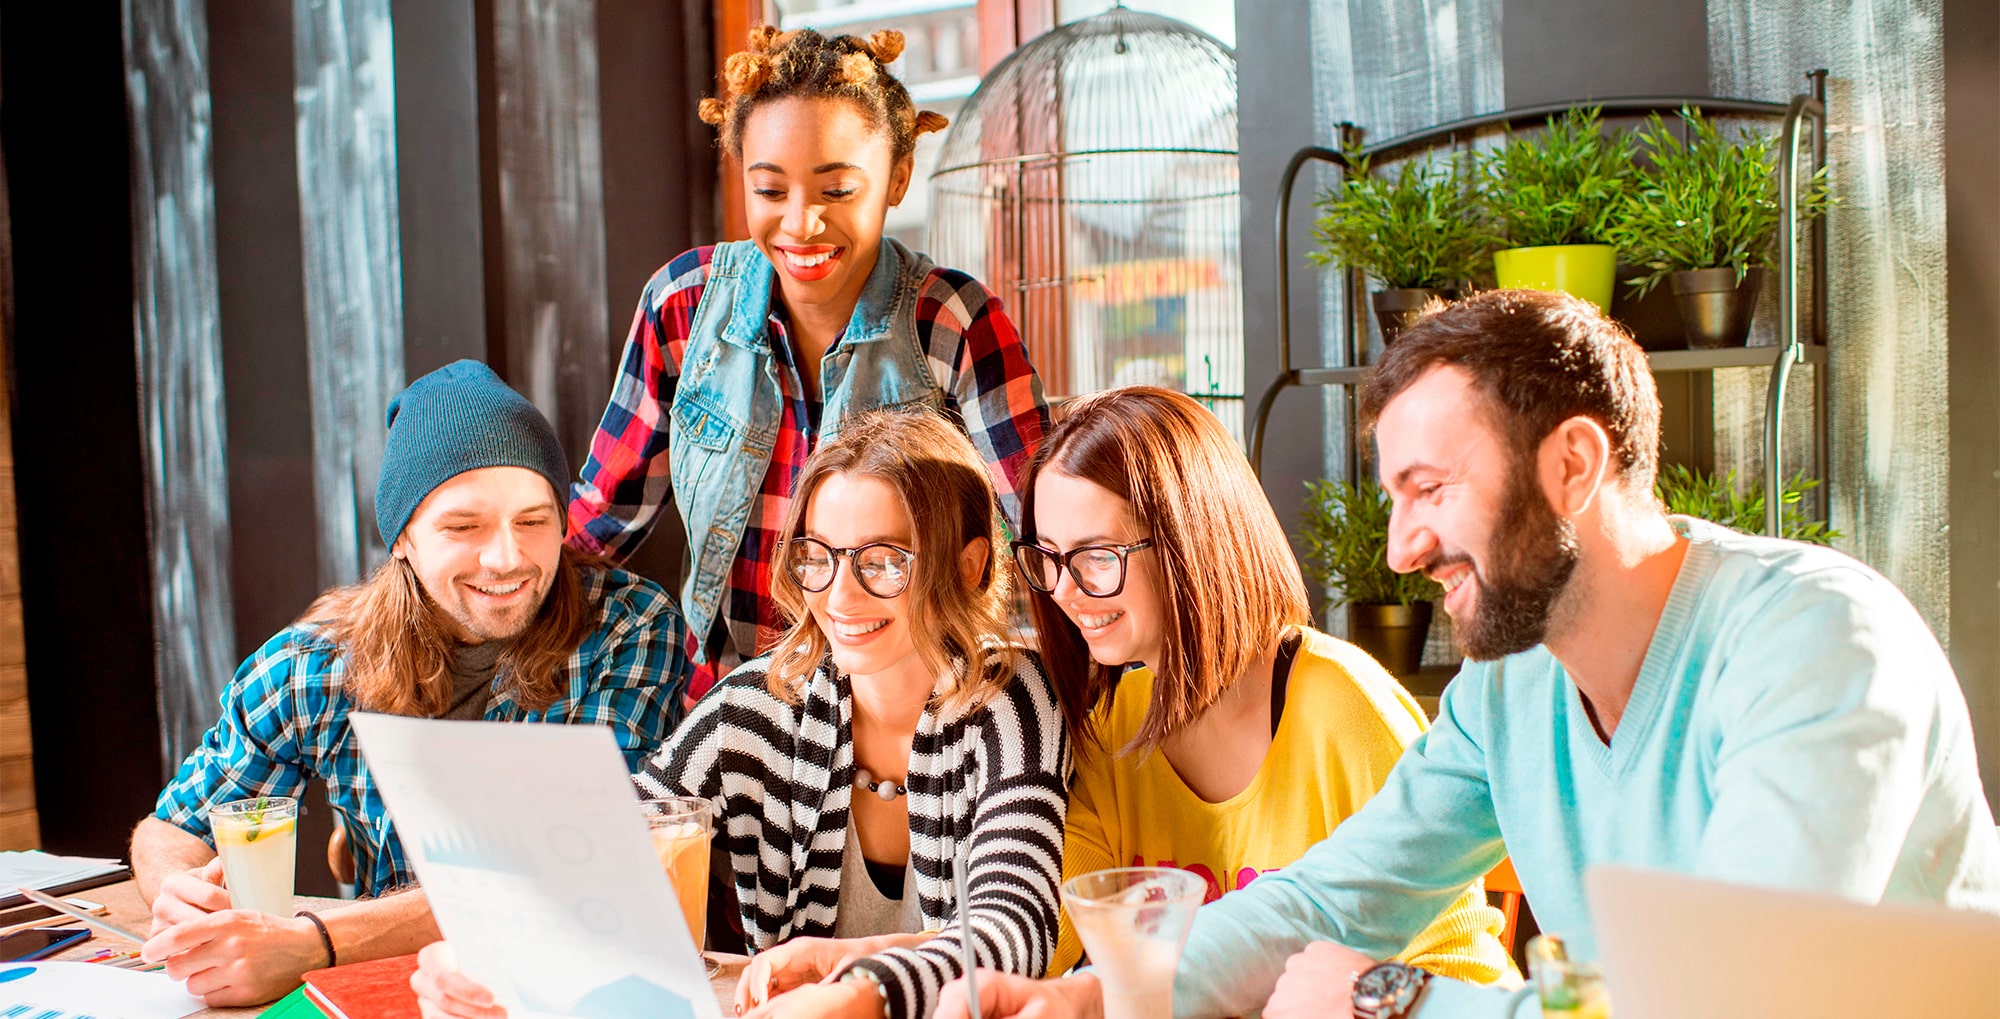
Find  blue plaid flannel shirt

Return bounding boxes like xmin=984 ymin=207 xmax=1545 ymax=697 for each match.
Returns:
xmin=155 ymin=565 xmax=688 ymax=897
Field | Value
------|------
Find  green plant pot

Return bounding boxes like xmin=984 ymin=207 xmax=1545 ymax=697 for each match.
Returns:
xmin=1669 ymin=266 xmax=1765 ymax=349
xmin=1370 ymin=288 xmax=1460 ymax=346
xmin=1492 ymin=244 xmax=1617 ymax=313
xmin=1346 ymin=602 xmax=1434 ymax=678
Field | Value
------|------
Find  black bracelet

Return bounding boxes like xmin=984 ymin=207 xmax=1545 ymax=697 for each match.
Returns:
xmin=296 ymin=910 xmax=336 ymax=968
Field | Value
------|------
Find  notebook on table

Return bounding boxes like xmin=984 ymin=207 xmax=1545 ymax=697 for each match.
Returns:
xmin=1587 ymin=864 xmax=2000 ymax=1019
xmin=301 ymin=953 xmax=420 ymax=1019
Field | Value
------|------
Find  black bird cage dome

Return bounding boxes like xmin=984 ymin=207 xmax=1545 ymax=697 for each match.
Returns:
xmin=928 ymin=6 xmax=1243 ymax=433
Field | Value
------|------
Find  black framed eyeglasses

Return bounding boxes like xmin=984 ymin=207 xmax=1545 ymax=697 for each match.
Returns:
xmin=785 ymin=537 xmax=918 ymax=598
xmin=1011 ymin=539 xmax=1153 ymax=598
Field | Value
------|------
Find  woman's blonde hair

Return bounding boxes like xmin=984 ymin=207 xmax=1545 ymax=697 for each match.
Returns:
xmin=765 ymin=410 xmax=1016 ymax=710
xmin=1021 ymin=387 xmax=1311 ymax=753
xmin=300 ymin=545 xmax=605 ymax=716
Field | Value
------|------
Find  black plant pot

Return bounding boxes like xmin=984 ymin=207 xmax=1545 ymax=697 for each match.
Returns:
xmin=1371 ymin=288 xmax=1460 ymax=346
xmin=1670 ymin=266 xmax=1765 ymax=349
xmin=1347 ymin=602 xmax=1434 ymax=678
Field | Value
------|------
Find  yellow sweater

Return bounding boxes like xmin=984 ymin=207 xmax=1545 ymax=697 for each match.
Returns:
xmin=1052 ymin=628 xmax=1512 ymax=985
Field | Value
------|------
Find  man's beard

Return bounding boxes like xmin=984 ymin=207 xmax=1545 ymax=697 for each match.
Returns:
xmin=1449 ymin=467 xmax=1581 ymax=661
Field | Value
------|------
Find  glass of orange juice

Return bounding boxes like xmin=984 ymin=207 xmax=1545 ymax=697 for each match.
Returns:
xmin=640 ymin=796 xmax=717 ymax=975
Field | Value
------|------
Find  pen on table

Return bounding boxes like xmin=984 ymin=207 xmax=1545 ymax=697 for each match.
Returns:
xmin=88 ymin=950 xmax=142 ymax=965
xmin=17 ymin=888 xmax=151 ymax=945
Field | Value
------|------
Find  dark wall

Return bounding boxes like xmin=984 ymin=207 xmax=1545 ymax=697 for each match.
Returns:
xmin=395 ymin=0 xmax=490 ymax=380
xmin=1945 ymin=0 xmax=2000 ymax=809
xmin=1 ymin=4 xmax=165 ymax=853
xmin=211 ymin=0 xmax=320 ymax=657
xmin=1234 ymin=2 xmax=1326 ymax=599
xmin=1501 ymin=0 xmax=1709 ymax=106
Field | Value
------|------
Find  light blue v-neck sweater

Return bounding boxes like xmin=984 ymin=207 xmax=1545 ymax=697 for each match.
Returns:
xmin=1173 ymin=518 xmax=2000 ymax=1018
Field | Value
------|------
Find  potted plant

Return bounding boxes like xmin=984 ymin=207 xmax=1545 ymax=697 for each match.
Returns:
xmin=1609 ymin=108 xmax=1833 ymax=348
xmin=1654 ymin=464 xmax=1839 ymax=544
xmin=1480 ymin=106 xmax=1637 ymax=313
xmin=1310 ymin=150 xmax=1492 ymax=344
xmin=1300 ymin=476 xmax=1443 ymax=676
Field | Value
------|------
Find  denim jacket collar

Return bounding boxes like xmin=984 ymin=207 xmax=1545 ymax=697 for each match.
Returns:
xmin=719 ymin=240 xmax=907 ymax=353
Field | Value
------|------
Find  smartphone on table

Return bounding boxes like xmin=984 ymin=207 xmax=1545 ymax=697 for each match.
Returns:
xmin=0 ymin=926 xmax=91 ymax=961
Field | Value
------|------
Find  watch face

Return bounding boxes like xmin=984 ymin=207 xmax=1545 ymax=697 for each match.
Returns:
xmin=1353 ymin=963 xmax=1425 ymax=1017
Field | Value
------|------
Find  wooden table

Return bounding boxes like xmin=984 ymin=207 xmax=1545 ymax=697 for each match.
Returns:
xmin=45 ymin=880 xmax=747 ymax=1017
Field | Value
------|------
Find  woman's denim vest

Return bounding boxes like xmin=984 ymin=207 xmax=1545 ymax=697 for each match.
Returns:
xmin=669 ymin=238 xmax=946 ymax=664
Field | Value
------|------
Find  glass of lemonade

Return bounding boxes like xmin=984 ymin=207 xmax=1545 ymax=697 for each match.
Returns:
xmin=1061 ymin=868 xmax=1207 ymax=1019
xmin=209 ymin=796 xmax=299 ymax=916
xmin=640 ymin=796 xmax=716 ymax=974
xmin=1528 ymin=934 xmax=1613 ymax=1019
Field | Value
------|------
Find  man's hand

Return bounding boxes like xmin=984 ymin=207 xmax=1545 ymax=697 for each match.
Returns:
xmin=141 ymin=909 xmax=332 ymax=1007
xmin=1264 ymin=941 xmax=1380 ymax=1019
xmin=735 ymin=934 xmax=926 ymax=1014
xmin=412 ymin=941 xmax=509 ymax=1019
xmin=147 ymin=858 xmax=231 ymax=933
xmin=932 ymin=970 xmax=1102 ymax=1019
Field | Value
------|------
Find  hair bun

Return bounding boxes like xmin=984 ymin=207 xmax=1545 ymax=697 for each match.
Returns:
xmin=697 ymin=97 xmax=727 ymax=125
xmin=865 ymin=29 xmax=906 ymax=64
xmin=915 ymin=110 xmax=950 ymax=136
xmin=747 ymin=23 xmax=784 ymax=53
xmin=722 ymin=49 xmax=773 ymax=96
xmin=835 ymin=52 xmax=877 ymax=85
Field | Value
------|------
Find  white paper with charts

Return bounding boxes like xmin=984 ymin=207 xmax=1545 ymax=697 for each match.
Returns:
xmin=350 ymin=714 xmax=720 ymax=1019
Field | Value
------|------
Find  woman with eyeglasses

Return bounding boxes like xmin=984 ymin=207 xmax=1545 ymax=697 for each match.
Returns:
xmin=1004 ymin=387 xmax=1510 ymax=987
xmin=412 ymin=411 xmax=1068 ymax=1019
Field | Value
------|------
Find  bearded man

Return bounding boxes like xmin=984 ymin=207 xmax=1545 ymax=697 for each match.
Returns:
xmin=936 ymin=291 xmax=1999 ymax=1019
xmin=128 ymin=360 xmax=688 ymax=1005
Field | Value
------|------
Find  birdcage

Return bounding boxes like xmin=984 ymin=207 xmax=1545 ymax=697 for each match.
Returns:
xmin=928 ymin=6 xmax=1243 ymax=434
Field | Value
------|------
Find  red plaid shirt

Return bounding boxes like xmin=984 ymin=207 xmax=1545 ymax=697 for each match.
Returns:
xmin=568 ymin=245 xmax=1050 ymax=704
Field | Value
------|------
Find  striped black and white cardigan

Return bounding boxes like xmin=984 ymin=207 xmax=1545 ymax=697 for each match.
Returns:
xmin=634 ymin=648 xmax=1070 ymax=1019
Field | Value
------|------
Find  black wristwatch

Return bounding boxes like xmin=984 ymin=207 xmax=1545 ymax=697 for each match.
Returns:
xmin=1351 ymin=961 xmax=1430 ymax=1019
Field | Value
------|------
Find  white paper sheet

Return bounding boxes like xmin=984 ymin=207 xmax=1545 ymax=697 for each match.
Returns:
xmin=0 ymin=961 xmax=204 ymax=1019
xmin=350 ymin=714 xmax=720 ymax=1019
xmin=0 ymin=852 xmax=127 ymax=900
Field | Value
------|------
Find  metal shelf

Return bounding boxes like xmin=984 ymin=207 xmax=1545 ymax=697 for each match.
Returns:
xmin=1297 ymin=344 xmax=1828 ymax=390
xmin=1250 ymin=75 xmax=1832 ymax=538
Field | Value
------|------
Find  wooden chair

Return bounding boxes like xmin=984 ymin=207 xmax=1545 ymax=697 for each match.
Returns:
xmin=1486 ymin=857 xmax=1524 ymax=954
xmin=327 ymin=825 xmax=356 ymax=887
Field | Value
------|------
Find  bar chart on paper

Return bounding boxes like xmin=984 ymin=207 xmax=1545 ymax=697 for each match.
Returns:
xmin=0 ymin=963 xmax=203 ymax=1019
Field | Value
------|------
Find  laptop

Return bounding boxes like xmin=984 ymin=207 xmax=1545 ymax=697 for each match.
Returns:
xmin=1587 ymin=864 xmax=2000 ymax=1018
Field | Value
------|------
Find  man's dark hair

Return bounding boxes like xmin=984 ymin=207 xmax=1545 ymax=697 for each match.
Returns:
xmin=1358 ymin=289 xmax=1662 ymax=488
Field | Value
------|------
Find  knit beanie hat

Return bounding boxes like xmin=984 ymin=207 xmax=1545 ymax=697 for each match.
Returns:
xmin=375 ymin=359 xmax=571 ymax=546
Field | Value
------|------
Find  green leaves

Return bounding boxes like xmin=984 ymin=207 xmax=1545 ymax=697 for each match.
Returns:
xmin=1300 ymin=477 xmax=1442 ymax=606
xmin=1309 ymin=150 xmax=1494 ymax=290
xmin=1654 ymin=463 xmax=1838 ymax=545
xmin=1481 ymin=107 xmax=1640 ymax=249
xmin=1608 ymin=108 xmax=1833 ymax=297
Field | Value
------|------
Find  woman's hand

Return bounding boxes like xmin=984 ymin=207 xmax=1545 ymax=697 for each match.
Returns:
xmin=933 ymin=970 xmax=1103 ymax=1019
xmin=411 ymin=941 xmax=509 ymax=1019
xmin=740 ymin=980 xmax=886 ymax=1019
xmin=734 ymin=934 xmax=927 ymax=1013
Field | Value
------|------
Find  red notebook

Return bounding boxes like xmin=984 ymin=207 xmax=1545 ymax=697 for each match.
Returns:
xmin=302 ymin=952 xmax=422 ymax=1019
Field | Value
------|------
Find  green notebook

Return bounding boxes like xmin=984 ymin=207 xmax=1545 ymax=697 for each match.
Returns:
xmin=260 ymin=983 xmax=328 ymax=1018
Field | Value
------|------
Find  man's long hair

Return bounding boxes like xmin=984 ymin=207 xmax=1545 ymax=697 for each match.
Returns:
xmin=298 ymin=544 xmax=604 ymax=716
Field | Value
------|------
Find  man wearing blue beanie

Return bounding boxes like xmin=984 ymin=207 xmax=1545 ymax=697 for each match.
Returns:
xmin=126 ymin=361 xmax=692 ymax=1006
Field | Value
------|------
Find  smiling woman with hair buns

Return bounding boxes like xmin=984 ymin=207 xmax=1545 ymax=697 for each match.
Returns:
xmin=566 ymin=26 xmax=1051 ymax=709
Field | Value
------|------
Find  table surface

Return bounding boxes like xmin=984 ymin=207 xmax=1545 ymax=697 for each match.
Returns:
xmin=46 ymin=880 xmax=747 ymax=1017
